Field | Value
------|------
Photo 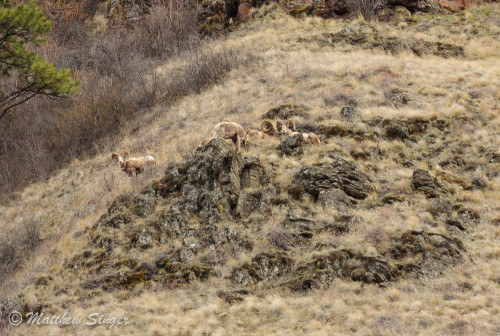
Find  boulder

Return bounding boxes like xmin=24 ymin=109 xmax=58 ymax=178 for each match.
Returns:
xmin=240 ymin=156 xmax=269 ymax=189
xmin=318 ymin=188 xmax=357 ymax=213
xmin=294 ymin=159 xmax=373 ymax=200
xmin=412 ymin=169 xmax=445 ymax=198
xmin=278 ymin=133 xmax=304 ymax=156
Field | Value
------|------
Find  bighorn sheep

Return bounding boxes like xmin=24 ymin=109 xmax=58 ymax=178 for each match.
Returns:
xmin=277 ymin=119 xmax=321 ymax=146
xmin=122 ymin=155 xmax=157 ymax=177
xmin=213 ymin=122 xmax=246 ymax=152
xmin=111 ymin=150 xmax=131 ymax=167
xmin=245 ymin=120 xmax=278 ymax=140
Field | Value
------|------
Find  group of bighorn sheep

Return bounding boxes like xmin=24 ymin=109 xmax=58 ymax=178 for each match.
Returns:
xmin=111 ymin=119 xmax=319 ymax=177
xmin=201 ymin=119 xmax=320 ymax=152
xmin=111 ymin=150 xmax=157 ymax=177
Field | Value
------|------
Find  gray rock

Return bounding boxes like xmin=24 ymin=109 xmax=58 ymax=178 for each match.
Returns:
xmin=340 ymin=106 xmax=357 ymax=119
xmin=412 ymin=169 xmax=445 ymax=198
xmin=136 ymin=228 xmax=153 ymax=249
xmin=278 ymin=133 xmax=304 ymax=156
xmin=318 ymin=188 xmax=357 ymax=213
xmin=235 ymin=191 xmax=261 ymax=218
xmin=294 ymin=159 xmax=373 ymax=200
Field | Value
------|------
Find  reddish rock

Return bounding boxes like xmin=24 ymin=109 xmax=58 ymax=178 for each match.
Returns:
xmin=439 ymin=0 xmax=483 ymax=12
xmin=238 ymin=2 xmax=253 ymax=22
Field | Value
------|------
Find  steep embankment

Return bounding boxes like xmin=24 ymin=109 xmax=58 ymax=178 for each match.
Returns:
xmin=1 ymin=4 xmax=500 ymax=335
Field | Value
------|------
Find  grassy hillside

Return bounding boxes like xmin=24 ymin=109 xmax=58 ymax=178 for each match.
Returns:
xmin=1 ymin=3 xmax=499 ymax=335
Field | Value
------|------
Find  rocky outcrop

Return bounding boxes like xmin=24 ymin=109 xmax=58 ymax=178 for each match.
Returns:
xmin=390 ymin=230 xmax=465 ymax=276
xmin=289 ymin=250 xmax=399 ymax=290
xmin=294 ymin=159 xmax=373 ymax=200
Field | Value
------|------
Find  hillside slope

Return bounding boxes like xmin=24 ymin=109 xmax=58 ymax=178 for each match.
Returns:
xmin=1 ymin=4 xmax=500 ymax=335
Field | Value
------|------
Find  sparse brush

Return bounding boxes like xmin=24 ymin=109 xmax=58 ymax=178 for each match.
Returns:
xmin=346 ymin=0 xmax=388 ymax=21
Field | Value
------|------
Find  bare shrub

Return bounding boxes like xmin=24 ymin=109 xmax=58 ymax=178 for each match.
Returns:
xmin=0 ymin=1 xmax=251 ymax=197
xmin=346 ymin=0 xmax=388 ymax=21
xmin=138 ymin=0 xmax=201 ymax=58
xmin=0 ymin=215 xmax=42 ymax=283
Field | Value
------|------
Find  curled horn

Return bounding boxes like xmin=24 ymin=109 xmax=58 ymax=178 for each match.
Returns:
xmin=120 ymin=150 xmax=130 ymax=160
xmin=261 ymin=120 xmax=277 ymax=135
xmin=285 ymin=119 xmax=296 ymax=131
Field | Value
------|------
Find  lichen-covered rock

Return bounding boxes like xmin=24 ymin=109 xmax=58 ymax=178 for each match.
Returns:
xmin=278 ymin=133 xmax=304 ymax=156
xmin=203 ymin=224 xmax=254 ymax=252
xmin=236 ymin=191 xmax=262 ymax=218
xmin=318 ymin=188 xmax=357 ymax=213
xmin=428 ymin=198 xmax=453 ymax=221
xmin=294 ymin=159 xmax=373 ymax=200
xmin=135 ymin=227 xmax=153 ymax=249
xmin=186 ymin=138 xmax=242 ymax=193
xmin=152 ymin=165 xmax=187 ymax=198
xmin=134 ymin=186 xmax=157 ymax=218
xmin=155 ymin=209 xmax=189 ymax=242
xmin=390 ymin=230 xmax=464 ymax=277
xmin=412 ymin=169 xmax=445 ymax=198
xmin=177 ymin=138 xmax=244 ymax=218
xmin=240 ymin=156 xmax=269 ymax=189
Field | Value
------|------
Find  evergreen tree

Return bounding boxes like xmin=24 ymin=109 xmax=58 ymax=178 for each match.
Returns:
xmin=0 ymin=1 xmax=79 ymax=122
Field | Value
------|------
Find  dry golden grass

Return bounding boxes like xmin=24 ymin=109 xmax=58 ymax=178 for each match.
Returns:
xmin=1 ymin=3 xmax=500 ymax=336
